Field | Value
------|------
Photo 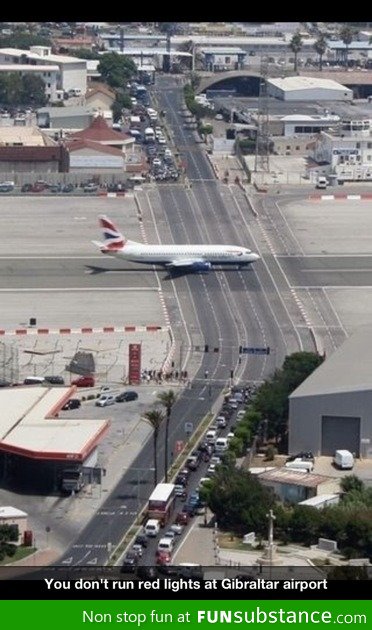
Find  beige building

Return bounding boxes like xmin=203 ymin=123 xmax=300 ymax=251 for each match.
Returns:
xmin=85 ymin=83 xmax=116 ymax=112
xmin=0 ymin=506 xmax=28 ymax=544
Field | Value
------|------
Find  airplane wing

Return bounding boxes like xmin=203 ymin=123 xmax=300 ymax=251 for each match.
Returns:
xmin=166 ymin=258 xmax=212 ymax=271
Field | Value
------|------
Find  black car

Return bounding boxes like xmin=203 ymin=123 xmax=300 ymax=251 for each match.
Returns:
xmin=21 ymin=183 xmax=33 ymax=193
xmin=115 ymin=390 xmax=138 ymax=403
xmin=120 ymin=550 xmax=139 ymax=573
xmin=62 ymin=183 xmax=74 ymax=193
xmin=45 ymin=375 xmax=65 ymax=385
xmin=286 ymin=451 xmax=315 ymax=463
xmin=134 ymin=534 xmax=148 ymax=548
xmin=62 ymin=399 xmax=81 ymax=410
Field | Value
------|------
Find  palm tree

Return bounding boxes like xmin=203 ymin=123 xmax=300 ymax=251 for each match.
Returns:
xmin=157 ymin=390 xmax=177 ymax=482
xmin=339 ymin=26 xmax=355 ymax=68
xmin=289 ymin=33 xmax=303 ymax=73
xmin=313 ymin=34 xmax=327 ymax=71
xmin=142 ymin=409 xmax=165 ymax=487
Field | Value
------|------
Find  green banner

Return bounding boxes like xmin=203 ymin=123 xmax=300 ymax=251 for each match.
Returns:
xmin=1 ymin=600 xmax=369 ymax=628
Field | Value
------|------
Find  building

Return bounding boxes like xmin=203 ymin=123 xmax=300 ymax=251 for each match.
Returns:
xmin=85 ymin=83 xmax=116 ymax=111
xmin=0 ymin=506 xmax=28 ymax=544
xmin=0 ymin=126 xmax=68 ymax=173
xmin=289 ymin=328 xmax=372 ymax=459
xmin=267 ymin=77 xmax=353 ymax=102
xmin=37 ymin=106 xmax=106 ymax=132
xmin=68 ymin=138 xmax=125 ymax=173
xmin=200 ymin=47 xmax=247 ymax=72
xmin=0 ymin=64 xmax=60 ymax=102
xmin=0 ymin=386 xmax=109 ymax=492
xmin=257 ymin=468 xmax=337 ymax=504
xmin=0 ymin=46 xmax=87 ymax=96
xmin=311 ymin=122 xmax=372 ymax=181
xmin=67 ymin=115 xmax=134 ymax=150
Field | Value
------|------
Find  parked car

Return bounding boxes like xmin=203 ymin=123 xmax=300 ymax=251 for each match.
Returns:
xmin=115 ymin=390 xmax=138 ymax=402
xmin=83 ymin=183 xmax=98 ymax=193
xmin=21 ymin=183 xmax=33 ymax=193
xmin=71 ymin=375 xmax=95 ymax=387
xmin=62 ymin=183 xmax=74 ymax=193
xmin=95 ymin=394 xmax=115 ymax=407
xmin=286 ymin=451 xmax=314 ymax=464
xmin=44 ymin=375 xmax=65 ymax=385
xmin=0 ymin=181 xmax=14 ymax=192
xmin=62 ymin=398 xmax=81 ymax=410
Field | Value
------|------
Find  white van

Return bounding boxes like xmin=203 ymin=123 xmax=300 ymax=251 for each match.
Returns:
xmin=157 ymin=537 xmax=174 ymax=553
xmin=333 ymin=450 xmax=354 ymax=470
xmin=144 ymin=518 xmax=160 ymax=537
xmin=215 ymin=437 xmax=229 ymax=453
xmin=285 ymin=458 xmax=314 ymax=472
xmin=316 ymin=176 xmax=327 ymax=189
xmin=205 ymin=428 xmax=218 ymax=444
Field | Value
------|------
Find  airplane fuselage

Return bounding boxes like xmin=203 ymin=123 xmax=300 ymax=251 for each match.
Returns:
xmin=102 ymin=242 xmax=259 ymax=266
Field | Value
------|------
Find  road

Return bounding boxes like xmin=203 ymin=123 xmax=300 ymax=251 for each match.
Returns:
xmin=57 ymin=75 xmax=302 ymax=566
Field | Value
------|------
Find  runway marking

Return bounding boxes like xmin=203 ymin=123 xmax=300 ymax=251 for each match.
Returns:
xmin=0 ymin=325 xmax=169 ymax=336
xmin=291 ymin=285 xmax=372 ymax=289
xmin=0 ymin=287 xmax=160 ymax=292
xmin=302 ymin=268 xmax=372 ymax=273
xmin=0 ymin=256 xmax=105 ymax=260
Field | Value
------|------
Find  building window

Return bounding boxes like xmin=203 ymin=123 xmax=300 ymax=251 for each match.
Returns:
xmin=368 ymin=142 xmax=372 ymax=149
xmin=356 ymin=142 xmax=360 ymax=148
xmin=368 ymin=155 xmax=371 ymax=161
xmin=296 ymin=146 xmax=300 ymax=150
xmin=286 ymin=145 xmax=290 ymax=150
xmin=225 ymin=56 xmax=231 ymax=64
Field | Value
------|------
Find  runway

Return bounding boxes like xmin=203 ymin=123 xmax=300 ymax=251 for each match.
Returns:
xmin=277 ymin=255 xmax=372 ymax=287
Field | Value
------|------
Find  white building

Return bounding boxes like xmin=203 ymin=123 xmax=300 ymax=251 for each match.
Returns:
xmin=0 ymin=46 xmax=87 ymax=97
xmin=312 ymin=122 xmax=372 ymax=181
xmin=200 ymin=47 xmax=246 ymax=71
xmin=268 ymin=76 xmax=353 ymax=102
xmin=0 ymin=64 xmax=60 ymax=101
xmin=280 ymin=113 xmax=340 ymax=137
xmin=0 ymin=506 xmax=28 ymax=544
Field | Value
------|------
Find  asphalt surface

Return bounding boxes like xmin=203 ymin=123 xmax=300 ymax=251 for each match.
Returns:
xmin=277 ymin=255 xmax=372 ymax=287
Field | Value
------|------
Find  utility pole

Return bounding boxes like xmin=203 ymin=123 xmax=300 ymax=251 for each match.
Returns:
xmin=254 ymin=56 xmax=270 ymax=173
xmin=267 ymin=509 xmax=276 ymax=579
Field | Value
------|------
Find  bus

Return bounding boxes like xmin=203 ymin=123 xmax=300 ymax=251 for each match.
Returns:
xmin=146 ymin=483 xmax=176 ymax=527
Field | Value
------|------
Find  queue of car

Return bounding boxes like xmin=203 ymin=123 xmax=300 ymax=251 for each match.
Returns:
xmin=120 ymin=385 xmax=256 ymax=574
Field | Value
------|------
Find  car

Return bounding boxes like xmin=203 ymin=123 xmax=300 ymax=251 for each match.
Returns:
xmin=62 ymin=183 xmax=74 ymax=193
xmin=0 ymin=181 xmax=14 ymax=192
xmin=175 ymin=511 xmax=189 ymax=526
xmin=83 ymin=183 xmax=98 ymax=193
xmin=215 ymin=113 xmax=224 ymax=120
xmin=174 ymin=484 xmax=186 ymax=497
xmin=227 ymin=399 xmax=239 ymax=409
xmin=210 ymin=456 xmax=222 ymax=466
xmin=170 ymin=523 xmax=183 ymax=535
xmin=120 ymin=550 xmax=139 ymax=572
xmin=156 ymin=550 xmax=172 ymax=566
xmin=186 ymin=454 xmax=200 ymax=470
xmin=157 ymin=136 xmax=166 ymax=144
xmin=175 ymin=474 xmax=187 ymax=487
xmin=236 ymin=410 xmax=246 ymax=421
xmin=71 ymin=375 xmax=95 ymax=387
xmin=95 ymin=394 xmax=115 ymax=407
xmin=163 ymin=530 xmax=176 ymax=541
xmin=115 ymin=390 xmax=138 ymax=402
xmin=62 ymin=398 xmax=81 ymax=410
xmin=286 ymin=451 xmax=314 ymax=463
xmin=49 ymin=184 xmax=61 ymax=193
xmin=216 ymin=415 xmax=227 ymax=429
xmin=134 ymin=534 xmax=148 ymax=548
xmin=207 ymin=463 xmax=217 ymax=476
xmin=21 ymin=183 xmax=33 ymax=193
xmin=44 ymin=375 xmax=65 ymax=385
xmin=132 ymin=543 xmax=143 ymax=557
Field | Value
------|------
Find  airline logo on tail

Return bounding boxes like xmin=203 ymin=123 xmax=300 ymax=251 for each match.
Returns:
xmin=98 ymin=215 xmax=126 ymax=251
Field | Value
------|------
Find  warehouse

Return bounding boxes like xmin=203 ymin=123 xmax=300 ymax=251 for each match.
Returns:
xmin=289 ymin=329 xmax=372 ymax=460
xmin=267 ymin=76 xmax=353 ymax=102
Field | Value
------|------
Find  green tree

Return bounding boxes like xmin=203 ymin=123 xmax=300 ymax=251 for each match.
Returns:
xmin=157 ymin=390 xmax=177 ymax=482
xmin=111 ymin=91 xmax=132 ymax=122
xmin=21 ymin=74 xmax=47 ymax=106
xmin=0 ymin=525 xmax=18 ymax=561
xmin=339 ymin=26 xmax=356 ymax=67
xmin=98 ymin=53 xmax=137 ymax=89
xmin=313 ymin=33 xmax=327 ymax=71
xmin=289 ymin=33 xmax=303 ymax=72
xmin=142 ymin=409 xmax=165 ymax=487
xmin=4 ymin=73 xmax=23 ymax=105
xmin=289 ymin=506 xmax=323 ymax=546
xmin=0 ymin=33 xmax=51 ymax=49
xmin=340 ymin=475 xmax=364 ymax=494
xmin=201 ymin=466 xmax=274 ymax=534
xmin=71 ymin=48 xmax=101 ymax=60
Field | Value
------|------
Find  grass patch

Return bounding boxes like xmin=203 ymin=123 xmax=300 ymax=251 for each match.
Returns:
xmin=0 ymin=546 xmax=36 ymax=565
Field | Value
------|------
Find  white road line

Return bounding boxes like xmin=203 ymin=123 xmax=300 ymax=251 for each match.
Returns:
xmin=303 ymin=268 xmax=372 ymax=273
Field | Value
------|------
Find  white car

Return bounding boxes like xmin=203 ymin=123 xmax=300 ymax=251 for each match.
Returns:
xmin=152 ymin=158 xmax=162 ymax=167
xmin=207 ymin=463 xmax=217 ymax=476
xmin=157 ymin=136 xmax=166 ymax=144
xmin=210 ymin=456 xmax=222 ymax=466
xmin=170 ymin=523 xmax=183 ymax=535
xmin=236 ymin=410 xmax=246 ymax=421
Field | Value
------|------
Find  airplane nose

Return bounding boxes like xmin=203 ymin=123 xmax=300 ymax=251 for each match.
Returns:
xmin=252 ymin=253 xmax=260 ymax=261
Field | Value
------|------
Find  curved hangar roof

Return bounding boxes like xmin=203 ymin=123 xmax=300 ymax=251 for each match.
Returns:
xmin=0 ymin=387 xmax=109 ymax=462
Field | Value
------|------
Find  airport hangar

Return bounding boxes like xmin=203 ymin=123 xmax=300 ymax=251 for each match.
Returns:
xmin=289 ymin=328 xmax=372 ymax=460
xmin=0 ymin=387 xmax=109 ymax=493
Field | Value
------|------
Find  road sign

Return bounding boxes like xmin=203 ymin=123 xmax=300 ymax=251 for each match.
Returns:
xmin=184 ymin=421 xmax=194 ymax=434
xmin=240 ymin=347 xmax=270 ymax=355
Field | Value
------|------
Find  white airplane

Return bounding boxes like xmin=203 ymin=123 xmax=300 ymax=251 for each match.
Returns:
xmin=93 ymin=215 xmax=260 ymax=272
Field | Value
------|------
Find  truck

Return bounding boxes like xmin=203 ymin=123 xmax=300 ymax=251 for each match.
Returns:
xmin=60 ymin=468 xmax=85 ymax=494
xmin=316 ymin=175 xmax=327 ymax=189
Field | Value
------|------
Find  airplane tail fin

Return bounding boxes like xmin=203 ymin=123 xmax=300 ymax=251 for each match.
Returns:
xmin=96 ymin=215 xmax=127 ymax=252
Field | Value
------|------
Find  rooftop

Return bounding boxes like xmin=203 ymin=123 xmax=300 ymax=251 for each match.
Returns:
xmin=67 ymin=138 xmax=125 ymax=156
xmin=0 ymin=127 xmax=54 ymax=147
xmin=0 ymin=506 xmax=28 ymax=519
xmin=200 ymin=47 xmax=247 ymax=55
xmin=68 ymin=115 xmax=131 ymax=143
xmin=258 ymin=467 xmax=330 ymax=488
xmin=0 ymin=64 xmax=59 ymax=72
xmin=0 ymin=387 xmax=109 ymax=462
xmin=0 ymin=47 xmax=86 ymax=65
xmin=290 ymin=327 xmax=372 ymax=398
xmin=268 ymin=76 xmax=350 ymax=92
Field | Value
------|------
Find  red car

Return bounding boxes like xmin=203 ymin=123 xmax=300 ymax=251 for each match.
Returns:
xmin=156 ymin=551 xmax=171 ymax=566
xmin=175 ymin=511 xmax=189 ymax=526
xmin=71 ymin=375 xmax=95 ymax=387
